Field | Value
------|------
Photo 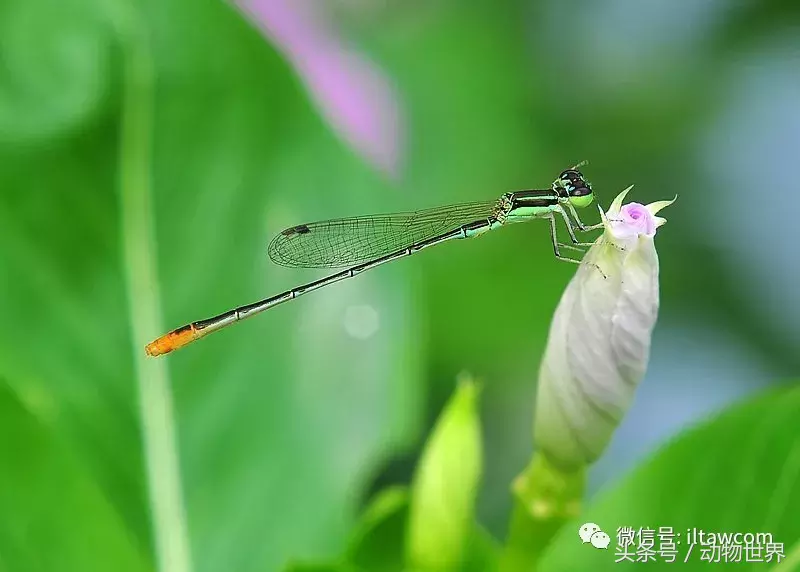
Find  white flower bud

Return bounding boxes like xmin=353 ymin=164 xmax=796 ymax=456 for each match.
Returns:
xmin=533 ymin=187 xmax=676 ymax=471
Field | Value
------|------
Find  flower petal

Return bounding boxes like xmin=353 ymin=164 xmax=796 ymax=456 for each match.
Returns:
xmin=234 ymin=0 xmax=404 ymax=178
xmin=608 ymin=184 xmax=635 ymax=214
xmin=646 ymin=195 xmax=678 ymax=216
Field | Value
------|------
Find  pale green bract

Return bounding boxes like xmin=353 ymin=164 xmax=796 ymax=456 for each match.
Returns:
xmin=533 ymin=188 xmax=677 ymax=471
xmin=406 ymin=375 xmax=483 ymax=569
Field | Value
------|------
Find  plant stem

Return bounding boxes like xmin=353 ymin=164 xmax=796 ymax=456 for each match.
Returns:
xmin=499 ymin=452 xmax=585 ymax=572
xmin=116 ymin=5 xmax=193 ymax=572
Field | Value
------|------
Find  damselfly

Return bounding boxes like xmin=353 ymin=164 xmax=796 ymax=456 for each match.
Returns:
xmin=145 ymin=162 xmax=603 ymax=356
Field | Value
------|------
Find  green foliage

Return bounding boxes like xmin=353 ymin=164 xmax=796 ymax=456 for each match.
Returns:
xmin=287 ymin=383 xmax=498 ymax=572
xmin=0 ymin=0 xmax=112 ymax=142
xmin=0 ymin=0 xmax=425 ymax=570
xmin=0 ymin=380 xmax=150 ymax=572
xmin=538 ymin=385 xmax=800 ymax=571
xmin=0 ymin=0 xmax=797 ymax=570
xmin=284 ymin=564 xmax=355 ymax=572
xmin=287 ymin=384 xmax=800 ymax=572
xmin=346 ymin=486 xmax=408 ymax=572
xmin=501 ymin=453 xmax=586 ymax=571
xmin=407 ymin=377 xmax=483 ymax=570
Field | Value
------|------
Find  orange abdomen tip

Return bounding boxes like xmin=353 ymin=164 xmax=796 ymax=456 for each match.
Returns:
xmin=145 ymin=324 xmax=198 ymax=357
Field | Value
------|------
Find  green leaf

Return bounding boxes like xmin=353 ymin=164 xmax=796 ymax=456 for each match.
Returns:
xmin=283 ymin=563 xmax=356 ymax=572
xmin=538 ymin=385 xmax=800 ymax=571
xmin=0 ymin=380 xmax=150 ymax=572
xmin=0 ymin=0 xmax=112 ymax=142
xmin=407 ymin=375 xmax=484 ymax=570
xmin=463 ymin=525 xmax=502 ymax=572
xmin=0 ymin=1 xmax=424 ymax=570
xmin=347 ymin=486 xmax=409 ymax=572
xmin=345 ymin=485 xmax=500 ymax=572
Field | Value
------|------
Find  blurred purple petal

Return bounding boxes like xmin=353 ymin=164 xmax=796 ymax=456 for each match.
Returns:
xmin=234 ymin=0 xmax=403 ymax=178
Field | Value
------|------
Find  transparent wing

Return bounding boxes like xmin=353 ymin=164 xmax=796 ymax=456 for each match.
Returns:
xmin=268 ymin=200 xmax=497 ymax=268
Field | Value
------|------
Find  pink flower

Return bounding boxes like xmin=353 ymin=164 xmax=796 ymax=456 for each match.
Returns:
xmin=233 ymin=0 xmax=403 ymax=178
xmin=603 ymin=188 xmax=673 ymax=244
xmin=616 ymin=202 xmax=656 ymax=237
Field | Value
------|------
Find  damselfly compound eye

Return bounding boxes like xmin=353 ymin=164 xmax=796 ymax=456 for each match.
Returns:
xmin=559 ymin=169 xmax=588 ymax=190
xmin=569 ymin=186 xmax=592 ymax=197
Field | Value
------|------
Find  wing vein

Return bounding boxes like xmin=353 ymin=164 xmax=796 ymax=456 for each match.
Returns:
xmin=268 ymin=201 xmax=497 ymax=268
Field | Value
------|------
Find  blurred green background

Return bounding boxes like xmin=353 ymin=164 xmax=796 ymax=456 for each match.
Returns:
xmin=1 ymin=0 xmax=799 ymax=570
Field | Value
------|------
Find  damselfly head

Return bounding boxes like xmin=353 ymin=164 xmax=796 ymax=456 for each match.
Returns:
xmin=555 ymin=168 xmax=594 ymax=209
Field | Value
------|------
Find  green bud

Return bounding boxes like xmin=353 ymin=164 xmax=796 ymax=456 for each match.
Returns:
xmin=406 ymin=374 xmax=483 ymax=570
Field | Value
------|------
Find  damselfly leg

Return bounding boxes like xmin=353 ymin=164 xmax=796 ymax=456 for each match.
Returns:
xmin=547 ymin=211 xmax=607 ymax=279
xmin=557 ymin=206 xmax=597 ymax=247
xmin=567 ymin=201 xmax=604 ymax=232
xmin=547 ymin=214 xmax=593 ymax=264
